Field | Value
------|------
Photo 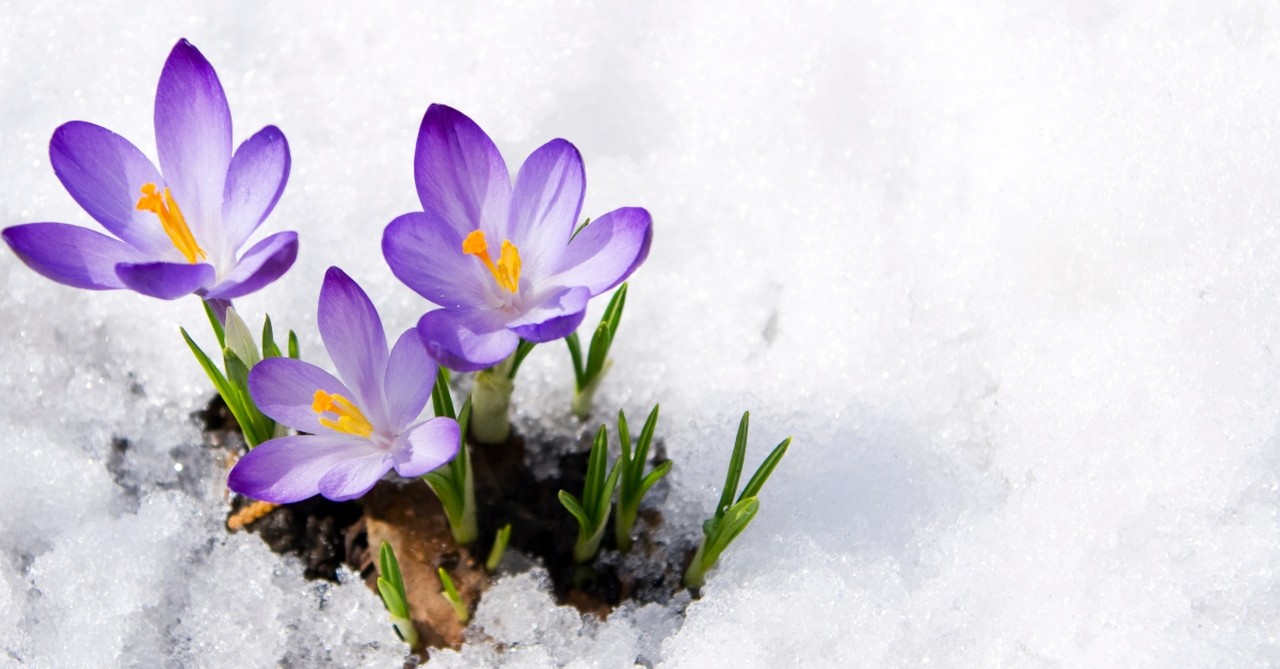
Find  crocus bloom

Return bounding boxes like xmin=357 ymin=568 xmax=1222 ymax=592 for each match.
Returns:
xmin=382 ymin=104 xmax=652 ymax=371
xmin=2 ymin=39 xmax=295 ymax=300
xmin=228 ymin=267 xmax=460 ymax=503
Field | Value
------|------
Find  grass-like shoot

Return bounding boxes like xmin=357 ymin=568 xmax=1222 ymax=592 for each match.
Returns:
xmin=683 ymin=411 xmax=791 ymax=590
xmin=565 ymin=283 xmax=627 ymax=420
xmin=438 ymin=567 xmax=469 ymax=624
xmin=376 ymin=541 xmax=419 ymax=649
xmin=486 ymin=523 xmax=512 ymax=572
xmin=422 ymin=369 xmax=477 ymax=545
xmin=558 ymin=425 xmax=621 ymax=563
xmin=614 ymin=405 xmax=672 ymax=552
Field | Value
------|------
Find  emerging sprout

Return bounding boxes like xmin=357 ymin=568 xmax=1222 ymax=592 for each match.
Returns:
xmin=558 ymin=425 xmax=621 ymax=563
xmin=486 ymin=523 xmax=513 ymax=573
xmin=438 ymin=567 xmax=470 ymax=624
xmin=683 ymin=412 xmax=791 ymax=590
xmin=422 ymin=370 xmax=478 ymax=545
xmin=376 ymin=542 xmax=419 ymax=649
xmin=614 ymin=405 xmax=672 ymax=552
xmin=565 ymin=283 xmax=628 ymax=420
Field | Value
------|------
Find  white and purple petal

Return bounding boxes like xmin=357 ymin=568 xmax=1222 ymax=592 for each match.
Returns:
xmin=222 ymin=125 xmax=290 ymax=252
xmin=383 ymin=328 xmax=437 ymax=432
xmin=511 ymin=309 xmax=586 ymax=343
xmin=505 ymin=138 xmax=584 ymax=280
xmin=414 ymin=104 xmax=511 ymax=238
xmin=553 ymin=207 xmax=652 ymax=295
xmin=3 ymin=222 xmax=143 ymax=290
xmin=318 ymin=267 xmax=390 ymax=423
xmin=507 ymin=285 xmax=590 ymax=328
xmin=115 ymin=261 xmax=215 ymax=299
xmin=317 ymin=451 xmax=395 ymax=501
xmin=227 ymin=434 xmax=384 ymax=504
xmin=417 ymin=307 xmax=519 ymax=372
xmin=248 ymin=357 xmax=351 ymax=435
xmin=393 ymin=417 xmax=461 ymax=478
xmin=382 ymin=211 xmax=492 ymax=308
xmin=202 ymin=231 xmax=298 ymax=300
xmin=154 ymin=39 xmax=232 ymax=254
xmin=48 ymin=121 xmax=175 ymax=257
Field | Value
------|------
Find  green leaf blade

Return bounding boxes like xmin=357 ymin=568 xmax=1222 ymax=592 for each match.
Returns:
xmin=738 ymin=437 xmax=791 ymax=502
xmin=716 ymin=412 xmax=750 ymax=517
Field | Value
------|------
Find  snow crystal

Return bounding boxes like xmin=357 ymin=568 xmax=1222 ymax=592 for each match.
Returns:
xmin=3 ymin=1 xmax=1279 ymax=667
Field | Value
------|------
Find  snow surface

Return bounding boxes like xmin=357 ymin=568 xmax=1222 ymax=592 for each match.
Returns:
xmin=3 ymin=1 xmax=1280 ymax=666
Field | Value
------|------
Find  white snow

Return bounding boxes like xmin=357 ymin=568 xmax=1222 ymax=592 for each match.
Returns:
xmin=3 ymin=1 xmax=1280 ymax=666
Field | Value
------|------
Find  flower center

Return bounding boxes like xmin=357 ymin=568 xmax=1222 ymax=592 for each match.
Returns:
xmin=136 ymin=183 xmax=206 ymax=264
xmin=462 ymin=230 xmax=521 ymax=294
xmin=312 ymin=390 xmax=374 ymax=438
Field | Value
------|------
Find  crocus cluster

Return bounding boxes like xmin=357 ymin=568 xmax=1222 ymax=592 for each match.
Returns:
xmin=4 ymin=40 xmax=653 ymax=506
xmin=6 ymin=37 xmax=793 ymax=629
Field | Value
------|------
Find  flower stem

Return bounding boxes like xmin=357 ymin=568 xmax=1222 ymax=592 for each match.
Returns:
xmin=470 ymin=359 xmax=514 ymax=444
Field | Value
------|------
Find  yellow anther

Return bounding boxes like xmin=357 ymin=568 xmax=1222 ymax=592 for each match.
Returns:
xmin=312 ymin=390 xmax=374 ymax=438
xmin=462 ymin=230 xmax=521 ymax=293
xmin=136 ymin=183 xmax=206 ymax=263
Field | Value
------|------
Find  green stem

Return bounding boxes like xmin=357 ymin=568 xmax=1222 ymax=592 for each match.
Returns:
xmin=471 ymin=361 xmax=514 ymax=444
xmin=572 ymin=520 xmax=609 ymax=564
xmin=571 ymin=359 xmax=611 ymax=420
xmin=683 ymin=539 xmax=710 ymax=589
xmin=614 ymin=504 xmax=638 ymax=553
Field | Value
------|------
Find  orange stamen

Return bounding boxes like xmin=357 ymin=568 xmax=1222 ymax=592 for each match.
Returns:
xmin=136 ymin=183 xmax=206 ymax=263
xmin=312 ymin=390 xmax=374 ymax=438
xmin=462 ymin=230 xmax=521 ymax=293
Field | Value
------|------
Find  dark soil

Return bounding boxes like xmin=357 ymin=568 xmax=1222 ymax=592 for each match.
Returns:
xmin=204 ymin=395 xmax=691 ymax=653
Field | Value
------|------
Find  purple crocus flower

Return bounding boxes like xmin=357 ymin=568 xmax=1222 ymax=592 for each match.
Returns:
xmin=2 ymin=39 xmax=295 ymax=301
xmin=228 ymin=267 xmax=460 ymax=503
xmin=382 ymin=104 xmax=652 ymax=372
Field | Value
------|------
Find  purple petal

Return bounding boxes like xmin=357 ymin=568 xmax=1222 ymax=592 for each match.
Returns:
xmin=248 ymin=357 xmax=352 ymax=434
xmin=383 ymin=328 xmax=437 ymax=432
xmin=382 ymin=211 xmax=492 ymax=308
xmin=508 ymin=286 xmax=590 ymax=328
xmin=417 ymin=308 xmax=519 ymax=372
xmin=507 ymin=284 xmax=591 ymax=342
xmin=227 ymin=434 xmax=383 ymax=504
xmin=511 ymin=309 xmax=586 ymax=343
xmin=202 ymin=231 xmax=298 ymax=300
xmin=553 ymin=207 xmax=652 ymax=295
xmin=223 ymin=125 xmax=290 ymax=251
xmin=414 ymin=104 xmax=511 ymax=238
xmin=154 ymin=39 xmax=232 ymax=254
xmin=115 ymin=260 xmax=215 ymax=299
xmin=505 ymin=138 xmax=584 ymax=280
xmin=393 ymin=417 xmax=460 ymax=478
xmin=48 ymin=121 xmax=173 ymax=256
xmin=317 ymin=451 xmax=394 ymax=501
xmin=3 ymin=222 xmax=143 ymax=290
xmin=318 ymin=267 xmax=390 ymax=424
